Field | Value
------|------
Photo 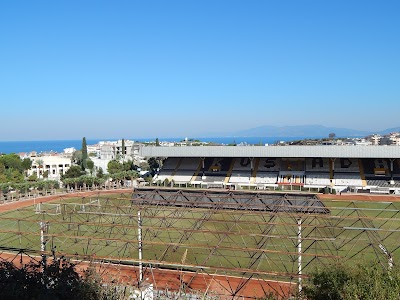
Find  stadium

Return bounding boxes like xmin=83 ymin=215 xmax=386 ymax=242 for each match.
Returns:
xmin=145 ymin=145 xmax=400 ymax=194
xmin=0 ymin=145 xmax=399 ymax=299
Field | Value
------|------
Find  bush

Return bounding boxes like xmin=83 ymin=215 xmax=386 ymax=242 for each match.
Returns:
xmin=303 ymin=263 xmax=351 ymax=300
xmin=0 ymin=257 xmax=127 ymax=300
xmin=303 ymin=262 xmax=400 ymax=300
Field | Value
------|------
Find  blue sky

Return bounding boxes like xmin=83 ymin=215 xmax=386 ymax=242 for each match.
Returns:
xmin=1 ymin=1 xmax=399 ymax=140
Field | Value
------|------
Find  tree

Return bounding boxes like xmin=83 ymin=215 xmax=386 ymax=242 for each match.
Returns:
xmin=28 ymin=173 xmax=37 ymax=181
xmin=0 ymin=258 xmax=124 ymax=300
xmin=86 ymin=159 xmax=94 ymax=175
xmin=122 ymin=160 xmax=134 ymax=171
xmin=148 ymin=157 xmax=159 ymax=174
xmin=81 ymin=137 xmax=88 ymax=170
xmin=156 ymin=137 xmax=160 ymax=146
xmin=329 ymin=132 xmax=336 ymax=139
xmin=107 ymin=160 xmax=124 ymax=175
xmin=126 ymin=170 xmax=139 ymax=183
xmin=304 ymin=263 xmax=351 ymax=300
xmin=71 ymin=150 xmax=82 ymax=166
xmin=96 ymin=167 xmax=104 ymax=179
xmin=303 ymin=262 xmax=400 ymax=300
xmin=0 ymin=154 xmax=24 ymax=173
xmin=121 ymin=138 xmax=125 ymax=158
xmin=62 ymin=166 xmax=85 ymax=179
xmin=139 ymin=161 xmax=150 ymax=171
xmin=21 ymin=158 xmax=32 ymax=171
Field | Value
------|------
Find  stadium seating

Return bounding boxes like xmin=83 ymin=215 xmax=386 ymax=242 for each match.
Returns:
xmin=179 ymin=157 xmax=201 ymax=171
xmin=154 ymin=157 xmax=399 ymax=191
xmin=361 ymin=159 xmax=394 ymax=187
xmin=366 ymin=178 xmax=400 ymax=188
xmin=171 ymin=158 xmax=200 ymax=183
xmin=231 ymin=158 xmax=253 ymax=171
xmin=172 ymin=171 xmax=196 ymax=183
xmin=305 ymin=173 xmax=331 ymax=186
xmin=277 ymin=172 xmax=305 ymax=184
xmin=257 ymin=158 xmax=281 ymax=172
xmin=333 ymin=173 xmax=363 ymax=187
xmin=305 ymin=158 xmax=330 ymax=172
xmin=229 ymin=172 xmax=252 ymax=184
xmin=334 ymin=158 xmax=360 ymax=173
xmin=281 ymin=159 xmax=305 ymax=171
xmin=304 ymin=158 xmax=331 ymax=186
xmin=161 ymin=157 xmax=180 ymax=170
xmin=194 ymin=157 xmax=233 ymax=183
xmin=153 ymin=170 xmax=173 ymax=183
xmin=254 ymin=172 xmax=278 ymax=184
xmin=228 ymin=158 xmax=252 ymax=183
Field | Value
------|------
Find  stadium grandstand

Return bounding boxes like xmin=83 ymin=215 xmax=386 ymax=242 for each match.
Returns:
xmin=140 ymin=145 xmax=400 ymax=194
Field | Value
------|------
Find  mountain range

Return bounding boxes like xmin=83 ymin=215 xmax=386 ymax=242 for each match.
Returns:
xmin=228 ymin=125 xmax=400 ymax=138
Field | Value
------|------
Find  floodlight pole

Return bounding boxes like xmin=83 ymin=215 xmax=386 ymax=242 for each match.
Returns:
xmin=40 ymin=221 xmax=48 ymax=269
xmin=297 ymin=217 xmax=302 ymax=295
xmin=138 ymin=209 xmax=143 ymax=282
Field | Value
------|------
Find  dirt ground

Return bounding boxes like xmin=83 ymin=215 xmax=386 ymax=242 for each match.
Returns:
xmin=318 ymin=192 xmax=400 ymax=202
xmin=0 ymin=189 xmax=131 ymax=213
xmin=0 ymin=251 xmax=293 ymax=299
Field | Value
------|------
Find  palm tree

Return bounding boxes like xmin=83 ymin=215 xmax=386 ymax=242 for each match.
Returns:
xmin=126 ymin=170 xmax=138 ymax=188
xmin=35 ymin=159 xmax=44 ymax=179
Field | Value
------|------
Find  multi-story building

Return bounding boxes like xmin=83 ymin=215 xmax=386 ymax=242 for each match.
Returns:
xmin=368 ymin=134 xmax=381 ymax=145
xmin=380 ymin=133 xmax=400 ymax=146
xmin=27 ymin=155 xmax=71 ymax=180
xmin=98 ymin=140 xmax=141 ymax=160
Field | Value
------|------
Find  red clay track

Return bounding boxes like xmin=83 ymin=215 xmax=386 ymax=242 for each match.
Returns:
xmin=319 ymin=193 xmax=400 ymax=202
xmin=0 ymin=189 xmax=131 ymax=213
xmin=0 ymin=251 xmax=293 ymax=299
xmin=4 ymin=189 xmax=398 ymax=298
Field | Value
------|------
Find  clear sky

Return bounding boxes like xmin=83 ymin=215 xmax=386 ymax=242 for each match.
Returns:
xmin=1 ymin=1 xmax=399 ymax=141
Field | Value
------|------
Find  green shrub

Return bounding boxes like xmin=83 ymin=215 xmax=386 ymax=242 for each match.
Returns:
xmin=304 ymin=262 xmax=400 ymax=300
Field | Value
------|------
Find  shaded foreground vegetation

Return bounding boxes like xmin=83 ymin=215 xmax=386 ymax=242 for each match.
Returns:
xmin=301 ymin=262 xmax=400 ymax=300
xmin=0 ymin=258 xmax=127 ymax=300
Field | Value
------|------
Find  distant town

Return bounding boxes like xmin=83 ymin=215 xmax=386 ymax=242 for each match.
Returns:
xmin=10 ymin=131 xmax=399 ymax=183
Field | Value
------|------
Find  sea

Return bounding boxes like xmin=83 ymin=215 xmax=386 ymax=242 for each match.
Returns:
xmin=0 ymin=137 xmax=312 ymax=154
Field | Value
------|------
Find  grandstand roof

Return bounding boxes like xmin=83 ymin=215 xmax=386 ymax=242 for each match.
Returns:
xmin=140 ymin=145 xmax=400 ymax=158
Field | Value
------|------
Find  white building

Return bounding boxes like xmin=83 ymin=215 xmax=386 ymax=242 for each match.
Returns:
xmin=90 ymin=157 xmax=111 ymax=174
xmin=87 ymin=144 xmax=100 ymax=157
xmin=98 ymin=140 xmax=141 ymax=160
xmin=28 ymin=155 xmax=71 ymax=180
xmin=353 ymin=138 xmax=372 ymax=146
xmin=63 ymin=147 xmax=76 ymax=155
xmin=368 ymin=134 xmax=381 ymax=146
xmin=380 ymin=133 xmax=400 ymax=145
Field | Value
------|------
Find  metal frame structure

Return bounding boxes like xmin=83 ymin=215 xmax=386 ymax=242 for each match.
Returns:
xmin=0 ymin=188 xmax=398 ymax=299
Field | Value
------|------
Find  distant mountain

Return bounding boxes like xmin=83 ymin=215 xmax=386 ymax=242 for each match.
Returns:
xmin=377 ymin=127 xmax=400 ymax=135
xmin=233 ymin=125 xmax=371 ymax=138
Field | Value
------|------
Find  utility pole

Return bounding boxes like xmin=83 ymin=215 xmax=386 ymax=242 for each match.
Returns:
xmin=297 ymin=218 xmax=302 ymax=295
xmin=138 ymin=209 xmax=144 ymax=299
xmin=40 ymin=221 xmax=49 ymax=270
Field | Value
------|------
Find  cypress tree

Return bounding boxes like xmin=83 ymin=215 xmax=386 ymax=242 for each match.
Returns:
xmin=81 ymin=137 xmax=88 ymax=170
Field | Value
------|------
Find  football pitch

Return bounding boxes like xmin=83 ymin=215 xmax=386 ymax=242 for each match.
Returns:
xmin=0 ymin=190 xmax=398 ymax=283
